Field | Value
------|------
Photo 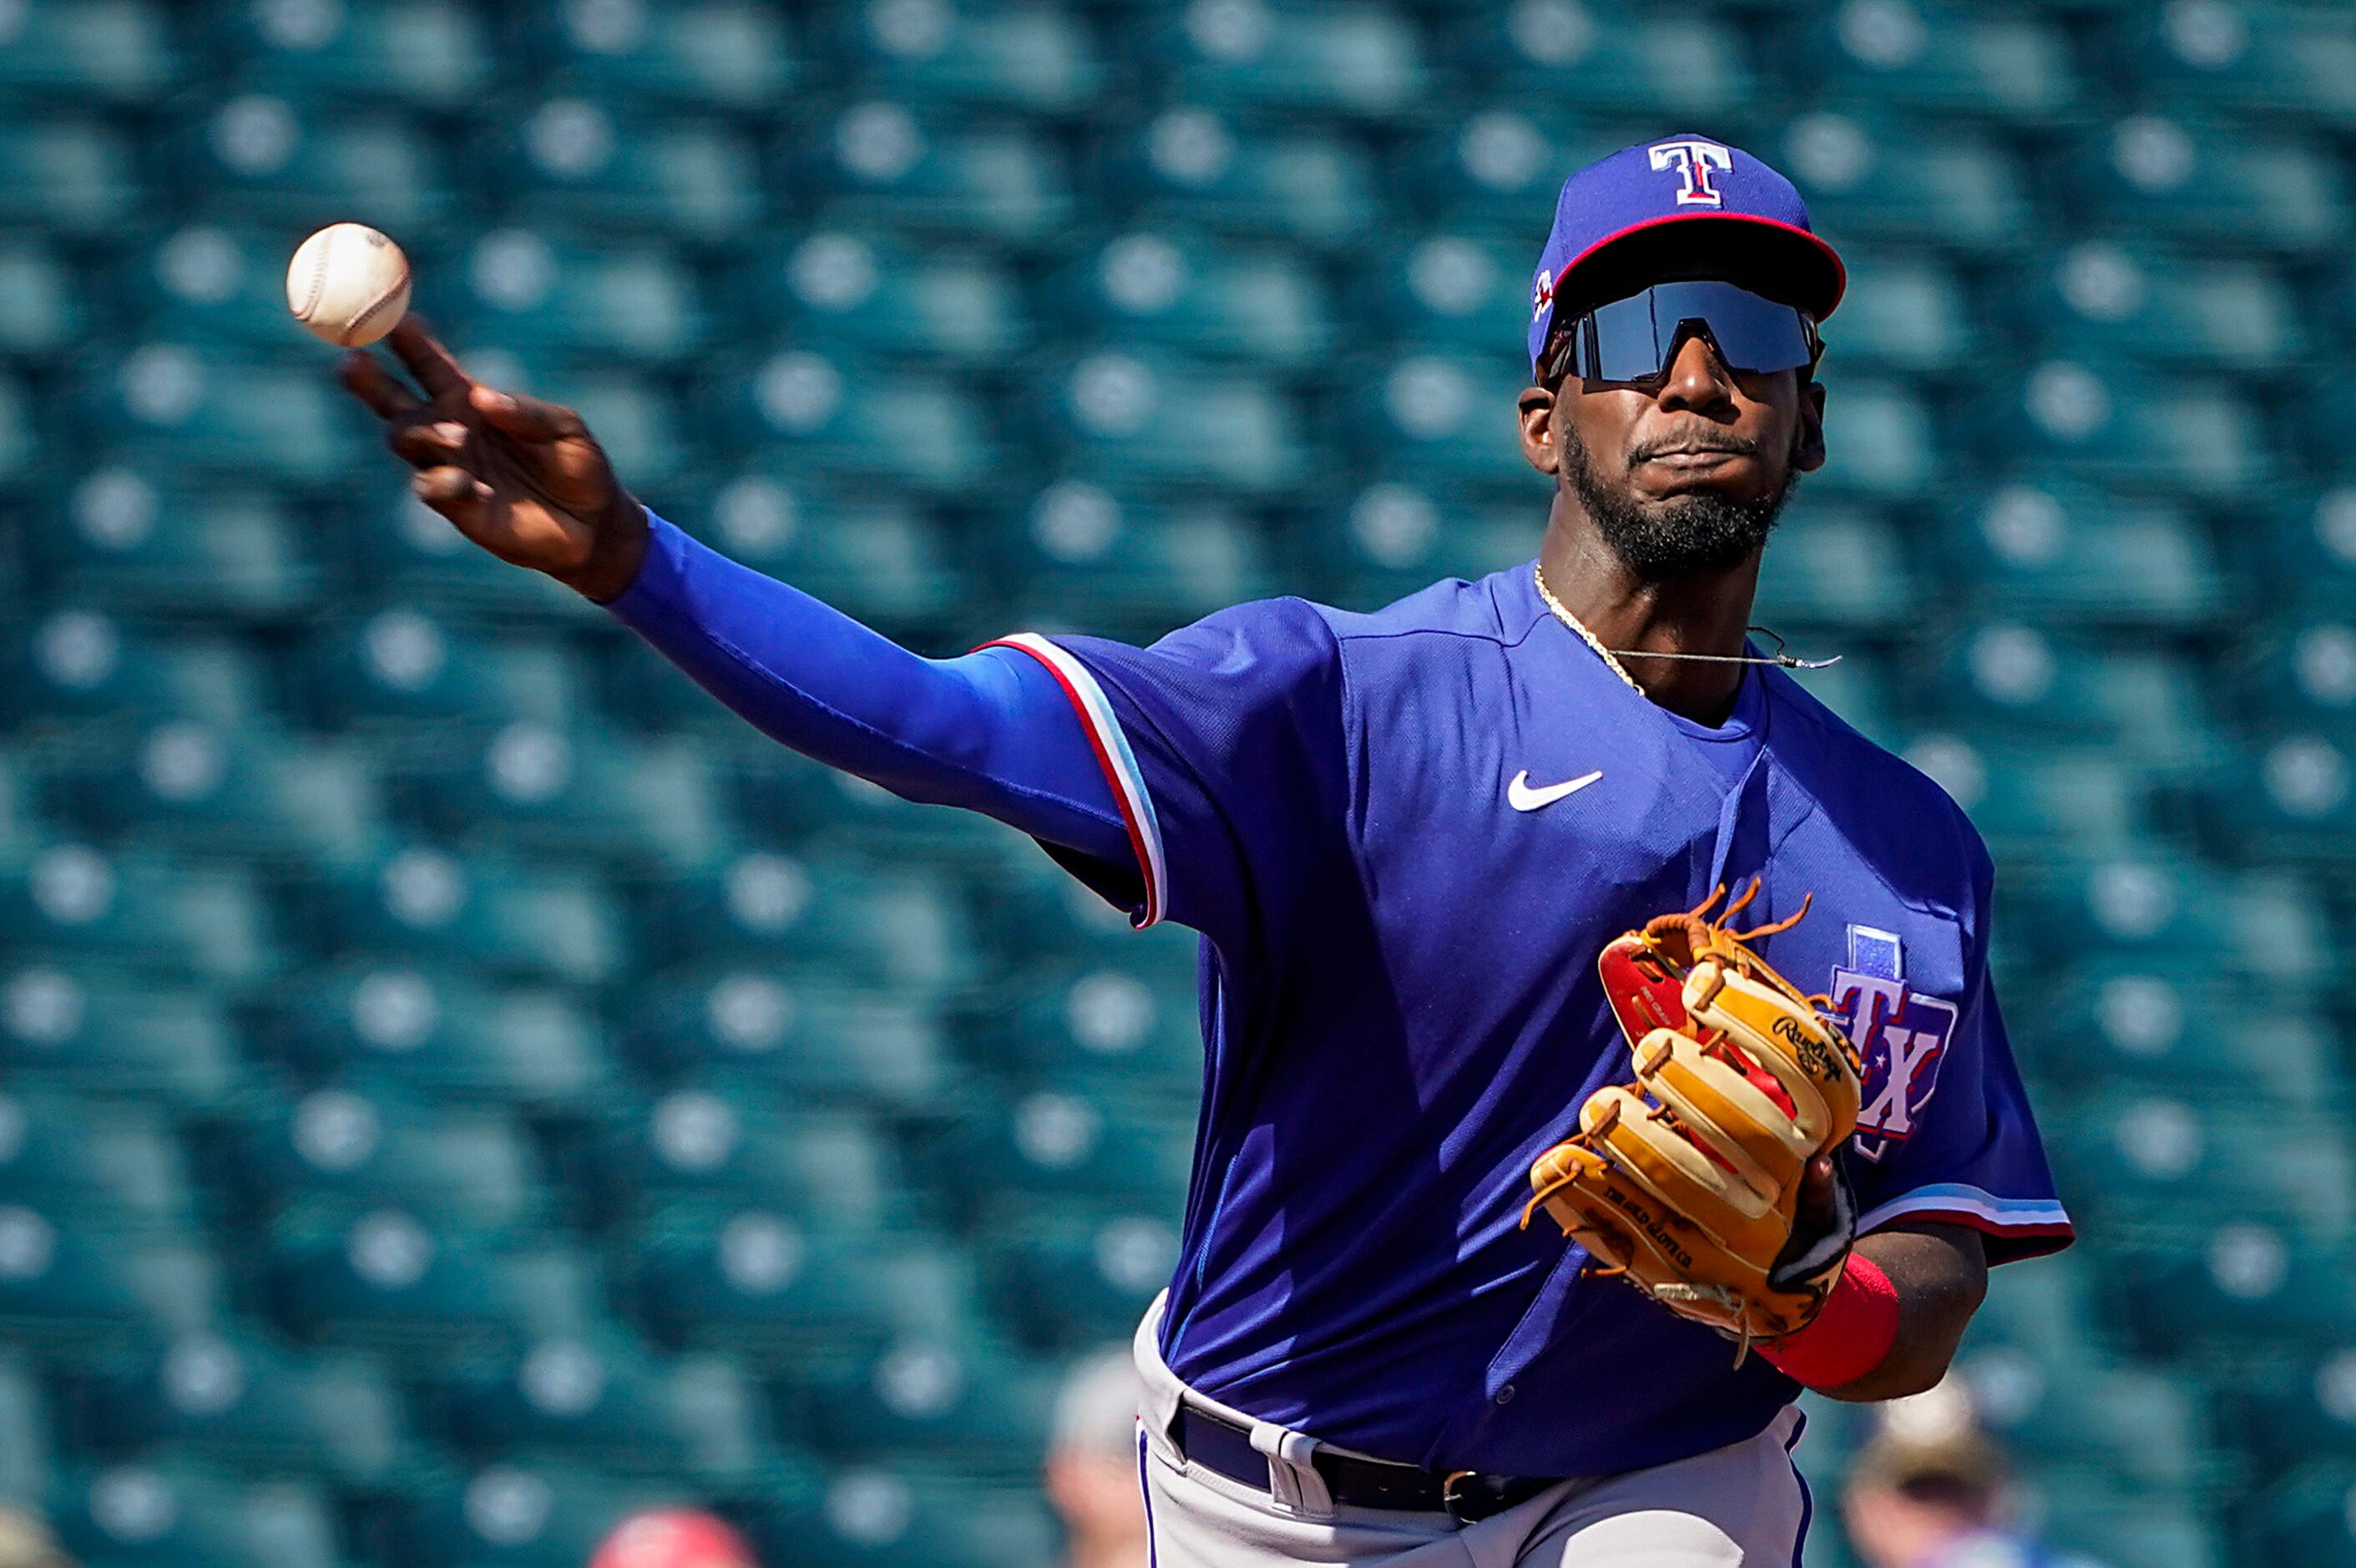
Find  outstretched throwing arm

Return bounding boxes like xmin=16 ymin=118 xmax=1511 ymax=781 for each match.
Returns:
xmin=338 ymin=321 xmax=1132 ymax=868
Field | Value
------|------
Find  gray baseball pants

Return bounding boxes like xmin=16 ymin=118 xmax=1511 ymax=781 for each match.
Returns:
xmin=1131 ymin=1293 xmax=1813 ymax=1565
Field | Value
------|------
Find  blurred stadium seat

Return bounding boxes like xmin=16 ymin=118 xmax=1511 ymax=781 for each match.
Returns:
xmin=742 ymin=1466 xmax=1058 ymax=1568
xmin=2065 ymin=114 xmax=2346 ymax=253
xmin=489 ymin=104 xmax=765 ymax=241
xmin=63 ymin=1327 xmax=409 ymax=1482
xmin=1031 ymin=347 xmax=1312 ymax=495
xmin=220 ymin=1088 xmax=549 ymax=1232
xmin=1929 ymin=482 xmax=2226 ymax=629
xmin=1098 ymin=108 xmax=1378 ymax=248
xmin=1401 ymin=109 xmax=1616 ymax=234
xmin=0 ymin=965 xmax=245 ymax=1110
xmin=33 ymin=468 xmax=321 ymax=619
xmin=0 ymin=119 xmax=138 ymax=235
xmin=1779 ymin=114 xmax=2030 ymax=250
xmin=1458 ymin=3 xmax=1760 ymax=118
xmin=1784 ymin=1 xmax=2080 ymax=121
xmin=47 ymin=1461 xmax=342 ymax=1568
xmin=528 ymin=0 xmax=797 ymax=111
xmin=2105 ymin=2 xmax=2356 ymax=125
xmin=428 ymin=1328 xmax=781 ymax=1480
xmin=0 ymin=0 xmax=179 ymax=105
xmin=380 ymin=1459 xmax=697 ymax=1567
xmin=173 ymin=95 xmax=451 ymax=234
xmin=221 ymin=0 xmax=496 ymax=110
xmin=2010 ymin=241 xmax=2308 ymax=373
xmin=0 ymin=1090 xmax=198 ymax=1232
xmin=1145 ymin=0 xmax=1428 ymax=119
xmin=836 ymin=0 xmax=1099 ymax=114
xmin=1048 ymin=230 xmax=1332 ymax=367
xmin=801 ymin=102 xmax=1072 ymax=244
xmin=453 ymin=228 xmax=708 ymax=367
xmin=76 ymin=344 xmax=358 ymax=483
xmin=713 ymin=346 xmax=1002 ymax=496
xmin=0 ymin=234 xmax=81 ymax=358
xmin=745 ymin=229 xmax=1027 ymax=367
xmin=566 ymin=1096 xmax=897 ymax=1232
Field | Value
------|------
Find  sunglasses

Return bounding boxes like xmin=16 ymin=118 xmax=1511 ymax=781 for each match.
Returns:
xmin=1540 ymin=281 xmax=1821 ymax=390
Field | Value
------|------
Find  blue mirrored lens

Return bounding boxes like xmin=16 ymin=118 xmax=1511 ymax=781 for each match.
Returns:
xmin=1574 ymin=281 xmax=1813 ymax=383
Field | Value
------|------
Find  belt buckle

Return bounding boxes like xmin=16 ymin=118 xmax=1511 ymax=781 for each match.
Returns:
xmin=1441 ymin=1469 xmax=1484 ymax=1526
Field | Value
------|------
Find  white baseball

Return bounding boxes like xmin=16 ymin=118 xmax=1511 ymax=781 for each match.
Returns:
xmin=286 ymin=222 xmax=412 ymax=347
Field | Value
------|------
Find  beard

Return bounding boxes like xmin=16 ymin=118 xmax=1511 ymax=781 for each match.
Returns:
xmin=1560 ymin=427 xmax=1798 ymax=583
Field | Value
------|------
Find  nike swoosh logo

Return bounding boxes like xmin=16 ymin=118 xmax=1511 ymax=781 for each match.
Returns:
xmin=1508 ymin=769 xmax=1605 ymax=812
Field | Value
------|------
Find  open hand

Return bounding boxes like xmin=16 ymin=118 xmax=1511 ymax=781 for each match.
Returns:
xmin=337 ymin=317 xmax=650 ymax=601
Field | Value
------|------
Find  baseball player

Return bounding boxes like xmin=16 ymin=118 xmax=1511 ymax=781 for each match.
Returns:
xmin=339 ymin=134 xmax=2071 ymax=1565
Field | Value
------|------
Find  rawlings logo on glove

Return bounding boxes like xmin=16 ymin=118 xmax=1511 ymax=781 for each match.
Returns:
xmin=1522 ymin=880 xmax=1865 ymax=1360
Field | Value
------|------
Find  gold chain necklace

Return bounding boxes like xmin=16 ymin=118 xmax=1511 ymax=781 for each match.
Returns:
xmin=1533 ymin=564 xmax=1643 ymax=692
xmin=1533 ymin=564 xmax=1844 ymax=689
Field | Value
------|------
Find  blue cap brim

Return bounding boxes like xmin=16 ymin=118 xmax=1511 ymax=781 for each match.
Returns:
xmin=1537 ymin=212 xmax=1846 ymax=367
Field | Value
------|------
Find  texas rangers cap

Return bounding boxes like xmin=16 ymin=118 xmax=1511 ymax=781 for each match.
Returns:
xmin=1529 ymin=133 xmax=1847 ymax=372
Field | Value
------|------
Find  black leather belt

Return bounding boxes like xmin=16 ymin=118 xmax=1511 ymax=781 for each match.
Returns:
xmin=1172 ymin=1405 xmax=1560 ymax=1524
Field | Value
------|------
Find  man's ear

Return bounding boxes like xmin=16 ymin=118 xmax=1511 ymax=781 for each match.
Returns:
xmin=1792 ymin=377 xmax=1828 ymax=473
xmin=1518 ymin=384 xmax=1560 ymax=476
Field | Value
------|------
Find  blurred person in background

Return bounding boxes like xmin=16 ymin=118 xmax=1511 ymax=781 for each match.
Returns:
xmin=1841 ymin=1405 xmax=2093 ymax=1568
xmin=588 ymin=1508 xmax=757 ymax=1568
xmin=0 ymin=1509 xmax=72 ymax=1568
xmin=1044 ymin=1348 xmax=1150 ymax=1568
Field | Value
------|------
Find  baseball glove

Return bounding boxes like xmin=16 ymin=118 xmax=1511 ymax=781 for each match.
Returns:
xmin=1522 ymin=880 xmax=1864 ymax=1358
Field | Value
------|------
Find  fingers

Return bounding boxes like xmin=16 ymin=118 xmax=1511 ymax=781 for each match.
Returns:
xmin=412 ymin=465 xmax=493 ymax=534
xmin=387 ymin=316 xmax=473 ymax=401
xmin=1796 ymin=1156 xmax=1836 ymax=1224
xmin=470 ymin=382 xmax=587 ymax=443
xmin=386 ymin=417 xmax=470 ymax=468
xmin=337 ymin=351 xmax=422 ymax=420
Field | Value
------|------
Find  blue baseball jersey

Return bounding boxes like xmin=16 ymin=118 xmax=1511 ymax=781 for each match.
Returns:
xmin=992 ymin=562 xmax=2071 ymax=1479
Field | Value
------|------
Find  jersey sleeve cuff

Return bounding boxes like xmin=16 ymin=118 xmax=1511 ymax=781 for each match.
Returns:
xmin=600 ymin=507 xmax=690 ymax=630
xmin=1856 ymin=1182 xmax=2075 ymax=1263
xmin=983 ymin=633 xmax=1170 ymax=928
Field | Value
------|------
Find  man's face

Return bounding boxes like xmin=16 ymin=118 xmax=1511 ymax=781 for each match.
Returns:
xmin=1518 ymin=311 xmax=1828 ymax=581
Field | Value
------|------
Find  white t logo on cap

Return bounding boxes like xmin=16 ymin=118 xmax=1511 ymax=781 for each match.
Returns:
xmin=1648 ymin=139 xmax=1732 ymax=207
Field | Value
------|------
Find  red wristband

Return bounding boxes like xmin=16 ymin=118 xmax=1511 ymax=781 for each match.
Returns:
xmin=1757 ymin=1253 xmax=1899 ymax=1390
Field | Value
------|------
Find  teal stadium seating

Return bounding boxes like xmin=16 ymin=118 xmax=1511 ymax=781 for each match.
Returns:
xmin=1099 ymin=108 xmax=1378 ymax=248
xmin=63 ymin=1328 xmax=409 ymax=1484
xmin=1459 ymin=3 xmax=1761 ymax=119
xmin=528 ymin=0 xmax=797 ymax=112
xmin=1049 ymin=230 xmax=1332 ymax=366
xmin=0 ymin=1 xmax=179 ymax=106
xmin=222 ymin=0 xmax=496 ymax=111
xmin=1786 ymin=1 xmax=2080 ymax=122
xmin=4 ymin=1 xmax=2356 ymax=1563
xmin=46 ymin=1461 xmax=342 ymax=1568
xmin=834 ymin=1 xmax=1098 ymax=115
xmin=427 ymin=1329 xmax=784 ymax=1482
xmin=801 ymin=102 xmax=1071 ymax=244
xmin=751 ymin=230 xmax=1027 ymax=367
xmin=174 ymin=95 xmax=452 ymax=235
xmin=1147 ymin=1 xmax=1429 ymax=120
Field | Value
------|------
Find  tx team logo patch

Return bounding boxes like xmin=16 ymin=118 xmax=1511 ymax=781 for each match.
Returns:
xmin=1647 ymin=139 xmax=1732 ymax=207
xmin=1828 ymin=925 xmax=1958 ymax=1163
xmin=1531 ymin=267 xmax=1555 ymax=325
